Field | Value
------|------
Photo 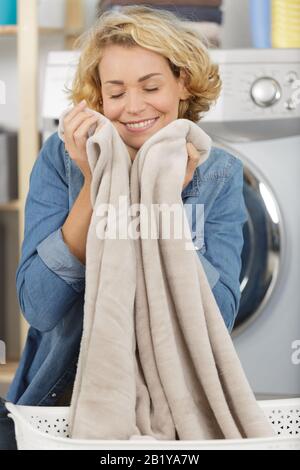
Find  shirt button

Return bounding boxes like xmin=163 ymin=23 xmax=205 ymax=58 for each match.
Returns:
xmin=51 ymin=393 xmax=57 ymax=398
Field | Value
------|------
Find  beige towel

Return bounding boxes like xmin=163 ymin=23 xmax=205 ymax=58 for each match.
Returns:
xmin=58 ymin=108 xmax=275 ymax=441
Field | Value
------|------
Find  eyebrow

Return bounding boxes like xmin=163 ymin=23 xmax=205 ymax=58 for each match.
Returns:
xmin=104 ymin=73 xmax=163 ymax=85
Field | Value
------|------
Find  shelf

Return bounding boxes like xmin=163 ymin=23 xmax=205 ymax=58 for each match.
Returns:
xmin=0 ymin=25 xmax=82 ymax=36
xmin=0 ymin=25 xmax=17 ymax=35
xmin=41 ymin=27 xmax=66 ymax=34
xmin=0 ymin=199 xmax=21 ymax=211
xmin=0 ymin=361 xmax=18 ymax=383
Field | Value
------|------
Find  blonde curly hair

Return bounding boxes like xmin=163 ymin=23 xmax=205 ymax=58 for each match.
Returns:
xmin=67 ymin=4 xmax=222 ymax=122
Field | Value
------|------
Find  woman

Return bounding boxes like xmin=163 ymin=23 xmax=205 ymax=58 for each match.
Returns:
xmin=0 ymin=5 xmax=247 ymax=449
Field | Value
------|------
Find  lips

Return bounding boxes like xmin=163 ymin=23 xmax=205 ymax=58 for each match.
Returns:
xmin=121 ymin=117 xmax=160 ymax=133
xmin=121 ymin=117 xmax=159 ymax=124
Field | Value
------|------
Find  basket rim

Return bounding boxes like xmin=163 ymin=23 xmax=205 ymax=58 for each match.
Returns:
xmin=6 ymin=397 xmax=300 ymax=414
xmin=5 ymin=399 xmax=300 ymax=447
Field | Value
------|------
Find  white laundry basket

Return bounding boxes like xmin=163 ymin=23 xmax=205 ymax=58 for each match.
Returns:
xmin=6 ymin=399 xmax=300 ymax=450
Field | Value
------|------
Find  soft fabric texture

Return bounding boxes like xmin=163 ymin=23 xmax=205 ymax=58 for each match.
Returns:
xmin=184 ymin=20 xmax=222 ymax=47
xmin=58 ymin=107 xmax=275 ymax=441
xmin=102 ymin=4 xmax=223 ymax=23
xmin=98 ymin=0 xmax=223 ymax=8
xmin=97 ymin=0 xmax=223 ymax=18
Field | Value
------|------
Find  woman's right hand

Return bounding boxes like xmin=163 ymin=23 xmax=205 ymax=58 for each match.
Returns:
xmin=63 ymin=99 xmax=100 ymax=180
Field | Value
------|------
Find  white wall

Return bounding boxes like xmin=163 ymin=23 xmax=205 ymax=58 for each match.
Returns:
xmin=85 ymin=0 xmax=99 ymax=28
xmin=0 ymin=35 xmax=65 ymax=131
xmin=0 ymin=37 xmax=18 ymax=131
xmin=221 ymin=0 xmax=252 ymax=49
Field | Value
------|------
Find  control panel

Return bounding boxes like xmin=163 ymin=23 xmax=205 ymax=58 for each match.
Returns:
xmin=202 ymin=49 xmax=300 ymax=122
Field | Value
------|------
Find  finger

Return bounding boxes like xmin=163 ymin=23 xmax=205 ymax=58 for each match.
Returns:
xmin=64 ymin=99 xmax=87 ymax=124
xmin=186 ymin=144 xmax=200 ymax=171
xmin=66 ymin=110 xmax=95 ymax=135
xmin=187 ymin=142 xmax=207 ymax=167
xmin=186 ymin=143 xmax=200 ymax=160
xmin=186 ymin=155 xmax=200 ymax=174
xmin=73 ymin=115 xmax=100 ymax=146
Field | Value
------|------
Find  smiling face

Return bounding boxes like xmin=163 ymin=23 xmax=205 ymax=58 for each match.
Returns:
xmin=98 ymin=44 xmax=190 ymax=160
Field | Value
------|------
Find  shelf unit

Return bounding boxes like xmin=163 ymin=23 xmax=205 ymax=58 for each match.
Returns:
xmin=0 ymin=25 xmax=66 ymax=35
xmin=0 ymin=0 xmax=84 ymax=384
xmin=0 ymin=200 xmax=20 ymax=211
xmin=0 ymin=362 xmax=18 ymax=397
xmin=0 ymin=25 xmax=18 ymax=35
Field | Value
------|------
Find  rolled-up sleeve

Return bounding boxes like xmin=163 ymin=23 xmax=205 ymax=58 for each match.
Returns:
xmin=37 ymin=227 xmax=85 ymax=292
xmin=16 ymin=133 xmax=85 ymax=333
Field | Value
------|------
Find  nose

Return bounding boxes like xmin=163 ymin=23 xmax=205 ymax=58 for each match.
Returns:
xmin=125 ymin=90 xmax=146 ymax=115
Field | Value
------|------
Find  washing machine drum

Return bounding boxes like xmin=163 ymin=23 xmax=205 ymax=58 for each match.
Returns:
xmin=235 ymin=168 xmax=280 ymax=328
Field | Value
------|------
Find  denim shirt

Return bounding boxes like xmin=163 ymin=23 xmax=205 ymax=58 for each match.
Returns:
xmin=6 ymin=131 xmax=248 ymax=406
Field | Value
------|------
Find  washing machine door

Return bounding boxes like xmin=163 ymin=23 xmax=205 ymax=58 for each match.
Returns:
xmin=212 ymin=142 xmax=281 ymax=332
xmin=238 ymin=165 xmax=281 ymax=328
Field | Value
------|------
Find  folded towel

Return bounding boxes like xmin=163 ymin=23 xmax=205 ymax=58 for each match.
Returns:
xmin=185 ymin=20 xmax=222 ymax=47
xmin=98 ymin=0 xmax=223 ymax=10
xmin=58 ymin=108 xmax=275 ymax=441
xmin=103 ymin=4 xmax=223 ymax=23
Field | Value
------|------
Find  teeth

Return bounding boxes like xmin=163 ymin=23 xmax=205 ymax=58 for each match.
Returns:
xmin=126 ymin=118 xmax=156 ymax=129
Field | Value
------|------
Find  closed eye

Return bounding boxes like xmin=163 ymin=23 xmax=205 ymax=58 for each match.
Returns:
xmin=110 ymin=88 xmax=159 ymax=99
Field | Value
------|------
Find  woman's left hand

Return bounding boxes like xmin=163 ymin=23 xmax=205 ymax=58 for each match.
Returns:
xmin=182 ymin=143 xmax=202 ymax=190
xmin=125 ymin=141 xmax=203 ymax=189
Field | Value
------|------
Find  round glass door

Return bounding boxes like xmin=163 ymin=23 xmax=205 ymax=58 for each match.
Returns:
xmin=214 ymin=144 xmax=282 ymax=334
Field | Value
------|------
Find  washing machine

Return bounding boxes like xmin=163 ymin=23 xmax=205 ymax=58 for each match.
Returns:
xmin=201 ymin=48 xmax=300 ymax=398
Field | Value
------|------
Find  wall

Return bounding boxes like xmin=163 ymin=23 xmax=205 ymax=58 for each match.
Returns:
xmin=0 ymin=34 xmax=65 ymax=131
xmin=221 ymin=0 xmax=252 ymax=48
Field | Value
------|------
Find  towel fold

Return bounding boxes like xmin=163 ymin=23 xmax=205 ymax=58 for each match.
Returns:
xmin=58 ymin=107 xmax=275 ymax=441
xmin=98 ymin=0 xmax=223 ymax=9
xmin=185 ymin=20 xmax=222 ymax=47
xmin=101 ymin=4 xmax=223 ymax=23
